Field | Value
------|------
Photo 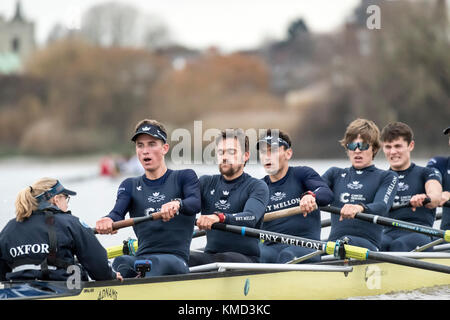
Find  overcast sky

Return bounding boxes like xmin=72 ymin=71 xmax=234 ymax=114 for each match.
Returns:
xmin=0 ymin=0 xmax=360 ymax=51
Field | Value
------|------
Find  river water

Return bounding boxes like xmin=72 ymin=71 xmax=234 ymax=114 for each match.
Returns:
xmin=0 ymin=156 xmax=448 ymax=299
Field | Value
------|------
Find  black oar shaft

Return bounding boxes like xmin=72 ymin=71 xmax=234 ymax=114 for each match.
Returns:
xmin=211 ymin=223 xmax=326 ymax=251
xmin=212 ymin=222 xmax=450 ymax=274
xmin=368 ymin=251 xmax=450 ymax=274
xmin=354 ymin=212 xmax=446 ymax=239
xmin=320 ymin=205 xmax=450 ymax=242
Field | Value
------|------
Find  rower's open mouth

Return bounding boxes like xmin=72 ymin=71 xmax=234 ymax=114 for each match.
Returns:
xmin=143 ymin=157 xmax=152 ymax=163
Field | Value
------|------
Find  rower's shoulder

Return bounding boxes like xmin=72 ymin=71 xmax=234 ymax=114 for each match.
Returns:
xmin=0 ymin=218 xmax=18 ymax=234
xmin=248 ymin=174 xmax=269 ymax=189
xmin=198 ymin=174 xmax=220 ymax=186
xmin=375 ymin=166 xmax=398 ymax=178
xmin=291 ymin=165 xmax=320 ymax=176
xmin=173 ymin=168 xmax=199 ymax=182
xmin=426 ymin=156 xmax=449 ymax=169
xmin=322 ymin=166 xmax=346 ymax=176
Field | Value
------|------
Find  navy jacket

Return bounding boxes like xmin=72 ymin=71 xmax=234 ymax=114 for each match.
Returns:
xmin=0 ymin=208 xmax=115 ymax=281
xmin=200 ymin=172 xmax=269 ymax=257
xmin=384 ymin=163 xmax=442 ymax=234
xmin=427 ymin=156 xmax=450 ymax=230
xmin=106 ymin=169 xmax=201 ymax=262
xmin=262 ymin=166 xmax=333 ymax=241
xmin=322 ymin=165 xmax=399 ymax=249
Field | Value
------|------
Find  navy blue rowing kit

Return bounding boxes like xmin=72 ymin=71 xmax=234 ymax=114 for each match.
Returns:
xmin=381 ymin=163 xmax=442 ymax=251
xmin=107 ymin=169 xmax=201 ymax=277
xmin=427 ymin=156 xmax=450 ymax=230
xmin=188 ymin=172 xmax=269 ymax=266
xmin=260 ymin=166 xmax=333 ymax=263
xmin=0 ymin=207 xmax=115 ymax=281
xmin=322 ymin=165 xmax=399 ymax=251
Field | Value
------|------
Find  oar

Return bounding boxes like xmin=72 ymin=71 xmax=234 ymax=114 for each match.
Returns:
xmin=211 ymin=222 xmax=450 ymax=274
xmin=104 ymin=206 xmax=306 ymax=258
xmin=320 ymin=205 xmax=450 ymax=242
xmin=263 ymin=206 xmax=304 ymax=222
xmin=318 ymin=199 xmax=444 ymax=229
xmin=93 ymin=211 xmax=162 ymax=234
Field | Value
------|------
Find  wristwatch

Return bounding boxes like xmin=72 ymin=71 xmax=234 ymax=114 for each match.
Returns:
xmin=172 ymin=198 xmax=183 ymax=210
xmin=357 ymin=202 xmax=369 ymax=213
xmin=214 ymin=212 xmax=226 ymax=223
xmin=301 ymin=191 xmax=316 ymax=199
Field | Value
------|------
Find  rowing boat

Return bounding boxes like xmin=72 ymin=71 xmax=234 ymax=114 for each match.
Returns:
xmin=3 ymin=203 xmax=450 ymax=300
xmin=2 ymin=252 xmax=450 ymax=300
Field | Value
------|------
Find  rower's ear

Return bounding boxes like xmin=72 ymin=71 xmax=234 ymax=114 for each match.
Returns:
xmin=162 ymin=143 xmax=170 ymax=155
xmin=285 ymin=148 xmax=293 ymax=160
xmin=408 ymin=140 xmax=415 ymax=152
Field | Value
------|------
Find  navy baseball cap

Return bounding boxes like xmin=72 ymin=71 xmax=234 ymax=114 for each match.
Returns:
xmin=131 ymin=123 xmax=167 ymax=143
xmin=444 ymin=127 xmax=450 ymax=135
xmin=35 ymin=180 xmax=76 ymax=203
xmin=256 ymin=135 xmax=291 ymax=150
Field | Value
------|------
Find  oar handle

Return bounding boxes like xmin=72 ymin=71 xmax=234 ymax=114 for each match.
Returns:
xmin=263 ymin=206 xmax=303 ymax=222
xmin=391 ymin=197 xmax=431 ymax=211
xmin=93 ymin=212 xmax=162 ymax=234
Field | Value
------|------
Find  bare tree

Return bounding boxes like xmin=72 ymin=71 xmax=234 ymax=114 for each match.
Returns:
xmin=80 ymin=1 xmax=171 ymax=49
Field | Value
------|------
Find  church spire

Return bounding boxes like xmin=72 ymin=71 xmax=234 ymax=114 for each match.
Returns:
xmin=12 ymin=0 xmax=24 ymax=21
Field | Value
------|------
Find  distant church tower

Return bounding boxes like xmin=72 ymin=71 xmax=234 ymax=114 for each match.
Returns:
xmin=0 ymin=1 xmax=36 ymax=72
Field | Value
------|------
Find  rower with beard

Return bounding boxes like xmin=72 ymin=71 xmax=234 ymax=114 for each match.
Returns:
xmin=322 ymin=119 xmax=399 ymax=251
xmin=379 ymin=122 xmax=442 ymax=251
xmin=257 ymin=129 xmax=333 ymax=263
xmin=426 ymin=126 xmax=450 ymax=230
xmin=95 ymin=119 xmax=201 ymax=277
xmin=188 ymin=129 xmax=269 ymax=266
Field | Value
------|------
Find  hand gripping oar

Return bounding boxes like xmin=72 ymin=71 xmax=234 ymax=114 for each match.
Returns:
xmin=93 ymin=211 xmax=163 ymax=234
xmin=104 ymin=206 xmax=306 ymax=258
xmin=320 ymin=201 xmax=450 ymax=243
xmin=211 ymin=223 xmax=450 ymax=274
xmin=318 ymin=199 xmax=446 ymax=229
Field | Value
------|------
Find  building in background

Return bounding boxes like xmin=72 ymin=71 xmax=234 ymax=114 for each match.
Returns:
xmin=0 ymin=1 xmax=35 ymax=74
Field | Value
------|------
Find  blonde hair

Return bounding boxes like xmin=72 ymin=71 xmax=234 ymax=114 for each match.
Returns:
xmin=15 ymin=177 xmax=57 ymax=222
xmin=339 ymin=118 xmax=381 ymax=159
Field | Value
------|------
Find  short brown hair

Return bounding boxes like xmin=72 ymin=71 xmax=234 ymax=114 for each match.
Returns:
xmin=215 ymin=128 xmax=249 ymax=153
xmin=380 ymin=122 xmax=414 ymax=144
xmin=339 ymin=118 xmax=381 ymax=158
xmin=134 ymin=119 xmax=167 ymax=137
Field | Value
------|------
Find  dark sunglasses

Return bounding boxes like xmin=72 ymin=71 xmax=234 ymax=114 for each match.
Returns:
xmin=346 ymin=142 xmax=370 ymax=151
xmin=62 ymin=194 xmax=70 ymax=203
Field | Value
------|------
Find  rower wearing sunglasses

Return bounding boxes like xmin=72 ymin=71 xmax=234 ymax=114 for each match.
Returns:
xmin=321 ymin=118 xmax=399 ymax=251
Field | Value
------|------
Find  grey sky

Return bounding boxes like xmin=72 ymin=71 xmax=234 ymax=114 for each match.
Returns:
xmin=0 ymin=0 xmax=360 ymax=51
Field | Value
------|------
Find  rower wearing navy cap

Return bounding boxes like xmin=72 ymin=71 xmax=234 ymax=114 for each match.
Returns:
xmin=188 ymin=128 xmax=269 ymax=266
xmin=426 ymin=125 xmax=450 ymax=230
xmin=380 ymin=122 xmax=442 ymax=251
xmin=95 ymin=119 xmax=201 ymax=277
xmin=0 ymin=178 xmax=121 ymax=281
xmin=257 ymin=129 xmax=333 ymax=263
xmin=322 ymin=119 xmax=399 ymax=251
